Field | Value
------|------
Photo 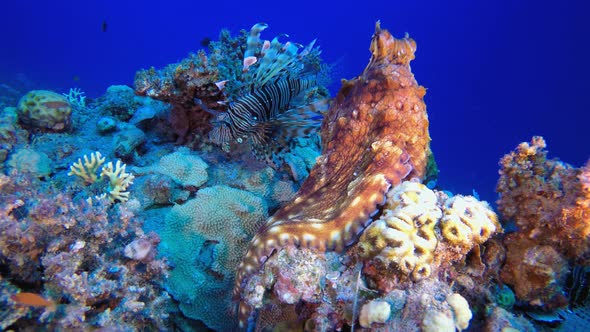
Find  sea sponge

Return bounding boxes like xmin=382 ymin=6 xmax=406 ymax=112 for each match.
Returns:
xmin=421 ymin=293 xmax=472 ymax=332
xmin=446 ymin=293 xmax=472 ymax=331
xmin=359 ymin=181 xmax=442 ymax=280
xmin=421 ymin=310 xmax=455 ymax=332
xmin=359 ymin=300 xmax=391 ymax=327
xmin=17 ymin=90 xmax=72 ymax=132
xmin=440 ymin=195 xmax=499 ymax=247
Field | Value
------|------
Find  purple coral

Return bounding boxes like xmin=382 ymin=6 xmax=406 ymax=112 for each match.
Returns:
xmin=0 ymin=171 xmax=171 ymax=330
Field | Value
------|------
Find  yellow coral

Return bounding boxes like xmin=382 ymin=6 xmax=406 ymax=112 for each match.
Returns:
xmin=68 ymin=151 xmax=105 ymax=184
xmin=440 ymin=195 xmax=499 ymax=247
xmin=68 ymin=152 xmax=134 ymax=203
xmin=100 ymin=160 xmax=135 ymax=203
xmin=360 ymin=181 xmax=442 ymax=280
xmin=360 ymin=181 xmax=502 ymax=281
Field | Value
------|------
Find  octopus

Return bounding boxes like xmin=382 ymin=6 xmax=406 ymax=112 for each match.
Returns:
xmin=234 ymin=22 xmax=433 ymax=329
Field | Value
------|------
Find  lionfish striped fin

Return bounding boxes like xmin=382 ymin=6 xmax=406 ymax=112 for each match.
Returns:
xmin=249 ymin=98 xmax=329 ymax=167
xmin=244 ymin=23 xmax=268 ymax=60
xmin=208 ymin=78 xmax=318 ymax=150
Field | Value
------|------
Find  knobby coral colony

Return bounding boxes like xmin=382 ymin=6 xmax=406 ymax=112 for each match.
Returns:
xmin=234 ymin=22 xmax=433 ymax=329
xmin=198 ymin=23 xmax=328 ymax=167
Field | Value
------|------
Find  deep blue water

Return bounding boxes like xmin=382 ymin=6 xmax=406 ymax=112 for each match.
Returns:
xmin=1 ymin=0 xmax=588 ymax=203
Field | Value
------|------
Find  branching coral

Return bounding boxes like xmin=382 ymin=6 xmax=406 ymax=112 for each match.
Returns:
xmin=68 ymin=151 xmax=135 ymax=203
xmin=99 ymin=160 xmax=135 ymax=203
xmin=68 ymin=151 xmax=105 ymax=184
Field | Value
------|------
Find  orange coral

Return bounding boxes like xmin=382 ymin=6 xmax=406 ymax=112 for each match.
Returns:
xmin=234 ymin=22 xmax=432 ymax=328
xmin=500 ymin=234 xmax=568 ymax=308
xmin=497 ymin=137 xmax=590 ymax=307
xmin=497 ymin=136 xmax=590 ymax=258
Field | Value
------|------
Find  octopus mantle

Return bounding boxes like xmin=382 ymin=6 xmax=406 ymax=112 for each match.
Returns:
xmin=235 ymin=22 xmax=432 ymax=328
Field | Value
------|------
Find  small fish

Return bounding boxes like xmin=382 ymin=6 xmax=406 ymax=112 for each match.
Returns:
xmin=73 ymin=75 xmax=80 ymax=81
xmin=11 ymin=292 xmax=57 ymax=312
xmin=101 ymin=20 xmax=107 ymax=32
xmin=200 ymin=37 xmax=212 ymax=48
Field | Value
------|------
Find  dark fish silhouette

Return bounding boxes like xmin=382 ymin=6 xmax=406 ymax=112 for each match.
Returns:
xmin=200 ymin=37 xmax=211 ymax=48
xmin=102 ymin=20 xmax=107 ymax=32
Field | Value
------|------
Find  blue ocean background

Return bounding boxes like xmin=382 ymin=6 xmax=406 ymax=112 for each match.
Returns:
xmin=1 ymin=0 xmax=588 ymax=203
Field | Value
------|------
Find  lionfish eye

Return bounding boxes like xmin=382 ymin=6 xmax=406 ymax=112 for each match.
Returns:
xmin=252 ymin=116 xmax=258 ymax=121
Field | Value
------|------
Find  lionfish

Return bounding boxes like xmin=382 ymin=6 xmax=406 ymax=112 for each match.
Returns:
xmin=197 ymin=23 xmax=329 ymax=167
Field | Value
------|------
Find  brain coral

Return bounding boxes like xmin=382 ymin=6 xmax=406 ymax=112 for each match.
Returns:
xmin=359 ymin=181 xmax=500 ymax=281
xmin=159 ymin=185 xmax=267 ymax=330
xmin=359 ymin=181 xmax=442 ymax=281
xmin=141 ymin=149 xmax=209 ymax=188
xmin=441 ymin=195 xmax=500 ymax=247
xmin=17 ymin=90 xmax=72 ymax=132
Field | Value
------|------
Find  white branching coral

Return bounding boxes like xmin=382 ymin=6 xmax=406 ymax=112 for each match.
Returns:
xmin=68 ymin=152 xmax=134 ymax=203
xmin=62 ymin=87 xmax=86 ymax=108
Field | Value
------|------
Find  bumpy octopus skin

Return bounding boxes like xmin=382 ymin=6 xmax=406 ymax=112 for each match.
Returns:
xmin=234 ymin=23 xmax=432 ymax=328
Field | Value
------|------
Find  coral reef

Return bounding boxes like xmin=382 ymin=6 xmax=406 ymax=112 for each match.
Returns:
xmin=134 ymin=148 xmax=209 ymax=188
xmin=0 ymin=171 xmax=170 ymax=330
xmin=68 ymin=151 xmax=135 ymax=204
xmin=7 ymin=147 xmax=52 ymax=179
xmin=359 ymin=181 xmax=499 ymax=285
xmin=0 ymin=107 xmax=18 ymax=165
xmin=5 ymin=19 xmax=588 ymax=332
xmin=497 ymin=136 xmax=590 ymax=308
xmin=17 ymin=90 xmax=72 ymax=132
xmin=160 ymin=185 xmax=268 ymax=330
xmin=134 ymin=23 xmax=327 ymax=158
xmin=235 ymin=22 xmax=434 ymax=327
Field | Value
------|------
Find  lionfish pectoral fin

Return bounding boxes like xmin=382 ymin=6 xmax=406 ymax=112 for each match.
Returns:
xmin=194 ymin=98 xmax=221 ymax=116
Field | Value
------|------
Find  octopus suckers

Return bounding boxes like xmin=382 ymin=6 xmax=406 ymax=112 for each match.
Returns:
xmin=350 ymin=196 xmax=362 ymax=207
xmin=268 ymin=227 xmax=282 ymax=234
xmin=279 ymin=233 xmax=291 ymax=244
xmin=344 ymin=222 xmax=353 ymax=234
xmin=369 ymin=193 xmax=380 ymax=203
xmin=330 ymin=230 xmax=341 ymax=242
xmin=302 ymin=233 xmax=316 ymax=243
